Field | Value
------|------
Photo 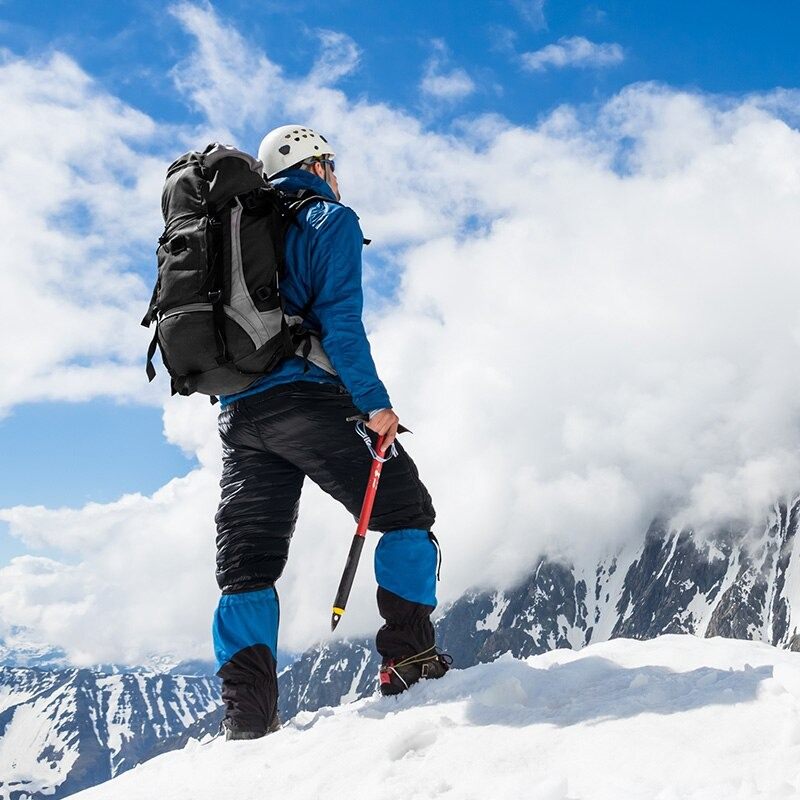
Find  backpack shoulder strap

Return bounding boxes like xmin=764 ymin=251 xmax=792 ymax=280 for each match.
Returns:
xmin=284 ymin=190 xmax=371 ymax=248
xmin=283 ymin=189 xmax=341 ymax=225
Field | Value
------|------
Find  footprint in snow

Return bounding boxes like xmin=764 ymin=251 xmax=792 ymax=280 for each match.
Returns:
xmin=388 ymin=728 xmax=438 ymax=761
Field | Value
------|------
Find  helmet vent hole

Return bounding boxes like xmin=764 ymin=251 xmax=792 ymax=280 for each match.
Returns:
xmin=278 ymin=144 xmax=291 ymax=155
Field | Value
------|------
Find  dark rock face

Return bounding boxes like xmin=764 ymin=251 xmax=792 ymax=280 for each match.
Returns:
xmin=278 ymin=640 xmax=378 ymax=722
xmin=612 ymin=520 xmax=734 ymax=640
xmin=707 ymin=501 xmax=800 ymax=643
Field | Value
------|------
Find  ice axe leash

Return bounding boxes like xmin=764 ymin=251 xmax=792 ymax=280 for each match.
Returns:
xmin=330 ymin=418 xmax=406 ymax=631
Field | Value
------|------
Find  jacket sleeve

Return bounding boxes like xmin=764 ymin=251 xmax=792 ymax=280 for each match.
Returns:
xmin=307 ymin=205 xmax=392 ymax=414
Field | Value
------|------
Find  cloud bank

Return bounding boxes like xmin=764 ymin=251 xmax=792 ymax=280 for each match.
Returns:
xmin=0 ymin=50 xmax=169 ymax=414
xmin=2 ymin=5 xmax=800 ymax=662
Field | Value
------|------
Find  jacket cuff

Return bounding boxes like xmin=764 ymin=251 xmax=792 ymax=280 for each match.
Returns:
xmin=354 ymin=387 xmax=392 ymax=415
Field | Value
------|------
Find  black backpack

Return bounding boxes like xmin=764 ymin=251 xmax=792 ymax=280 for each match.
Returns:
xmin=142 ymin=143 xmax=333 ymax=398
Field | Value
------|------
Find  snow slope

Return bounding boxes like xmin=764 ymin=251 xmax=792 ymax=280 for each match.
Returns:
xmin=70 ymin=635 xmax=800 ymax=800
xmin=283 ymin=501 xmax=800 ymax=720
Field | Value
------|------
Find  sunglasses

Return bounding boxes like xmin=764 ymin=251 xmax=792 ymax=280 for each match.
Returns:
xmin=319 ymin=158 xmax=335 ymax=174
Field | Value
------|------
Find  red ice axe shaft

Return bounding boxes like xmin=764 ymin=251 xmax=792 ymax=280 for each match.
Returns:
xmin=330 ymin=434 xmax=388 ymax=631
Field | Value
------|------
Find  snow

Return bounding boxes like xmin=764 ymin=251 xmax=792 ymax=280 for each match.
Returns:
xmin=556 ymin=612 xmax=584 ymax=650
xmin=69 ymin=635 xmax=800 ymax=800
xmin=169 ymin=678 xmax=197 ymax=728
xmin=98 ymin=675 xmax=130 ymax=756
xmin=780 ymin=520 xmax=800 ymax=645
xmin=0 ymin=687 xmax=81 ymax=800
xmin=0 ymin=684 xmax=33 ymax=714
xmin=582 ymin=546 xmax=637 ymax=643
xmin=475 ymin=591 xmax=508 ymax=631
xmin=655 ymin=530 xmax=681 ymax=581
xmin=340 ymin=648 xmax=371 ymax=705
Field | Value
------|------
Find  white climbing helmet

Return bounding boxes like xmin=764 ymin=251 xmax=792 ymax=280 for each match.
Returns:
xmin=257 ymin=124 xmax=335 ymax=179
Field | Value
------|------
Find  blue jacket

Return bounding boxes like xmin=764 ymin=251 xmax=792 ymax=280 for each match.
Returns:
xmin=219 ymin=170 xmax=391 ymax=413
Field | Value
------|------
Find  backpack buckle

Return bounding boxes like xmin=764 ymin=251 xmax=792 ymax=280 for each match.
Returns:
xmin=208 ymin=289 xmax=222 ymax=304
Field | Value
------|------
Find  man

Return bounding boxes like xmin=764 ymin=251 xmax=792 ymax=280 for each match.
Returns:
xmin=212 ymin=124 xmax=449 ymax=740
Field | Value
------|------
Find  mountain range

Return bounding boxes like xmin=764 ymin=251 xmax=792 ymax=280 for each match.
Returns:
xmin=2 ymin=497 xmax=799 ymax=798
xmin=279 ymin=498 xmax=800 ymax=715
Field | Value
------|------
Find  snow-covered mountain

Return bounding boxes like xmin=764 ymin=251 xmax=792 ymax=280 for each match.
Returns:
xmin=0 ymin=626 xmax=218 ymax=678
xmin=0 ymin=666 xmax=221 ymax=799
xmin=278 ymin=497 xmax=800 ymax=716
xmin=69 ymin=635 xmax=800 ymax=800
xmin=0 ymin=630 xmax=67 ymax=671
xmin=6 ymin=496 xmax=800 ymax=798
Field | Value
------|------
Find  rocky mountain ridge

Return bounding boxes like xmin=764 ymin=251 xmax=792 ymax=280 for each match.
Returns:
xmin=4 ymin=497 xmax=800 ymax=798
xmin=0 ymin=665 xmax=221 ymax=799
xmin=280 ymin=498 xmax=800 ymax=716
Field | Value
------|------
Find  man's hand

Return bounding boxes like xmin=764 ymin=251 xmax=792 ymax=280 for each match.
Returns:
xmin=366 ymin=409 xmax=400 ymax=451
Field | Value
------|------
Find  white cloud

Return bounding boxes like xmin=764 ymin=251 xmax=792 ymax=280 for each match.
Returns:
xmin=512 ymin=0 xmax=548 ymax=30
xmin=3 ymin=4 xmax=800 ymax=663
xmin=309 ymin=29 xmax=361 ymax=85
xmin=420 ymin=68 xmax=475 ymax=102
xmin=420 ymin=40 xmax=475 ymax=102
xmin=168 ymin=1 xmax=282 ymax=137
xmin=0 ymin=50 xmax=170 ymax=416
xmin=522 ymin=36 xmax=624 ymax=72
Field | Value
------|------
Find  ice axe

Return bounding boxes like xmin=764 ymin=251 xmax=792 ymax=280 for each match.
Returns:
xmin=330 ymin=416 xmax=408 ymax=631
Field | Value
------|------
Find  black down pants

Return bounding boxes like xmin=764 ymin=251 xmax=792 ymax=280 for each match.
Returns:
xmin=213 ymin=381 xmax=439 ymax=733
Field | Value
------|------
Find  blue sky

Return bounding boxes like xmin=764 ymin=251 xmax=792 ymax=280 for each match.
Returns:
xmin=5 ymin=1 xmax=800 ymax=134
xmin=0 ymin=0 xmax=797 ymax=561
xmin=2 ymin=0 xmax=800 ymax=661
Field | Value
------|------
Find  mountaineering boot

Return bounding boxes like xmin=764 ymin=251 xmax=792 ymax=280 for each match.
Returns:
xmin=379 ymin=647 xmax=453 ymax=696
xmin=375 ymin=582 xmax=447 ymax=697
xmin=223 ymin=714 xmax=281 ymax=741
